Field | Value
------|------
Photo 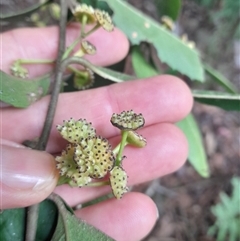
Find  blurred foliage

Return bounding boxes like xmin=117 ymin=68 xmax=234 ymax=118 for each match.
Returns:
xmin=193 ymin=0 xmax=240 ymax=39
xmin=208 ymin=177 xmax=240 ymax=241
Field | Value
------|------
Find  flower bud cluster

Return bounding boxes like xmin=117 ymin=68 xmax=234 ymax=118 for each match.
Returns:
xmin=56 ymin=119 xmax=114 ymax=187
xmin=72 ymin=4 xmax=114 ymax=32
xmin=56 ymin=110 xmax=146 ymax=199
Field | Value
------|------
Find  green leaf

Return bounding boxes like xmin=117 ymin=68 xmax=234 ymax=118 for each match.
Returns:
xmin=0 ymin=208 xmax=26 ymax=241
xmin=0 ymin=70 xmax=51 ymax=108
xmin=204 ymin=63 xmax=237 ymax=94
xmin=49 ymin=193 xmax=115 ymax=241
xmin=131 ymin=46 xmax=159 ymax=78
xmin=36 ymin=200 xmax=58 ymax=241
xmin=0 ymin=0 xmax=49 ymax=19
xmin=96 ymin=67 xmax=136 ymax=82
xmin=176 ymin=113 xmax=210 ymax=178
xmin=155 ymin=0 xmax=182 ymax=21
xmin=193 ymin=90 xmax=240 ymax=111
xmin=0 ymin=200 xmax=58 ymax=241
xmin=106 ymin=0 xmax=204 ymax=81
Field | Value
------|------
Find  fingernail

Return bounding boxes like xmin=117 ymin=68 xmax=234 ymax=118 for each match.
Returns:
xmin=2 ymin=145 xmax=57 ymax=190
xmin=1 ymin=139 xmax=26 ymax=148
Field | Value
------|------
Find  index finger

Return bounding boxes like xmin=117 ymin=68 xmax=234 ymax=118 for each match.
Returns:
xmin=1 ymin=24 xmax=129 ymax=77
xmin=2 ymin=75 xmax=193 ymax=152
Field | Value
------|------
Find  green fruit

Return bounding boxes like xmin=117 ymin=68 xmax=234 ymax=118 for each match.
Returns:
xmin=56 ymin=144 xmax=92 ymax=187
xmin=56 ymin=118 xmax=96 ymax=143
xmin=127 ymin=131 xmax=147 ymax=148
xmin=74 ymin=136 xmax=115 ymax=178
xmin=110 ymin=166 xmax=128 ymax=199
xmin=110 ymin=110 xmax=145 ymax=131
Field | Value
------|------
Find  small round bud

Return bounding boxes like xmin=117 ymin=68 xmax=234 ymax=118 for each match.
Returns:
xmin=127 ymin=131 xmax=147 ymax=148
xmin=10 ymin=62 xmax=29 ymax=79
xmin=161 ymin=16 xmax=175 ymax=31
xmin=70 ymin=172 xmax=92 ymax=187
xmin=110 ymin=110 xmax=145 ymax=131
xmin=56 ymin=144 xmax=78 ymax=177
xmin=110 ymin=166 xmax=128 ymax=199
xmin=181 ymin=34 xmax=196 ymax=49
xmin=72 ymin=4 xmax=96 ymax=24
xmin=55 ymin=144 xmax=92 ymax=187
xmin=56 ymin=118 xmax=96 ymax=143
xmin=81 ymin=40 xmax=96 ymax=55
xmin=74 ymin=136 xmax=115 ymax=178
xmin=95 ymin=9 xmax=114 ymax=32
xmin=73 ymin=68 xmax=95 ymax=90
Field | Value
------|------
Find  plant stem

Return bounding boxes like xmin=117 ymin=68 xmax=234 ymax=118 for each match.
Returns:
xmin=113 ymin=142 xmax=127 ymax=155
xmin=15 ymin=59 xmax=54 ymax=65
xmin=61 ymin=56 xmax=127 ymax=82
xmin=68 ymin=65 xmax=87 ymax=77
xmin=62 ymin=36 xmax=81 ymax=60
xmin=25 ymin=1 xmax=68 ymax=241
xmin=116 ymin=131 xmax=128 ymax=166
xmin=25 ymin=204 xmax=39 ymax=241
xmin=36 ymin=1 xmax=68 ymax=151
xmin=83 ymin=23 xmax=100 ymax=38
xmin=86 ymin=180 xmax=110 ymax=187
xmin=81 ymin=14 xmax=87 ymax=37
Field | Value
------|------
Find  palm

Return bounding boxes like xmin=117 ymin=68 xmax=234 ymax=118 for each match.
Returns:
xmin=1 ymin=25 xmax=192 ymax=241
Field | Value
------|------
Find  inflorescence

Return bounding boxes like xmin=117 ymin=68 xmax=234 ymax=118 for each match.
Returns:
xmin=56 ymin=110 xmax=146 ymax=199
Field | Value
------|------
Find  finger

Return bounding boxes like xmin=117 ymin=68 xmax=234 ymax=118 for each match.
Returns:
xmin=54 ymin=122 xmax=187 ymax=207
xmin=1 ymin=143 xmax=58 ymax=209
xmin=1 ymin=24 xmax=129 ymax=77
xmin=75 ymin=192 xmax=158 ymax=241
xmin=2 ymin=75 xmax=193 ymax=152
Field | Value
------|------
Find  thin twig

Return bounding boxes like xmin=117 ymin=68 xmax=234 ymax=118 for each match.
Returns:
xmin=36 ymin=0 xmax=68 ymax=151
xmin=25 ymin=1 xmax=68 ymax=241
xmin=25 ymin=204 xmax=39 ymax=241
xmin=61 ymin=56 xmax=129 ymax=82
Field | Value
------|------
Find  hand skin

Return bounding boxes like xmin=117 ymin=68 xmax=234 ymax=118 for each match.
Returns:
xmin=0 ymin=24 xmax=193 ymax=241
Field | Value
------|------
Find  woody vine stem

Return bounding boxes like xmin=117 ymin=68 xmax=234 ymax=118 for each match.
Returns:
xmin=25 ymin=1 xmax=68 ymax=240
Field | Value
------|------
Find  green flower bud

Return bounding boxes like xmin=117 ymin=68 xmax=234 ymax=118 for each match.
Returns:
xmin=95 ymin=9 xmax=114 ymax=32
xmin=110 ymin=110 xmax=145 ymax=131
xmin=10 ymin=62 xmax=29 ymax=79
xmin=56 ymin=118 xmax=96 ymax=143
xmin=74 ymin=136 xmax=115 ymax=178
xmin=110 ymin=166 xmax=128 ymax=199
xmin=127 ymin=131 xmax=147 ymax=148
xmin=81 ymin=40 xmax=96 ymax=55
xmin=72 ymin=4 xmax=96 ymax=24
xmin=56 ymin=144 xmax=92 ymax=187
xmin=73 ymin=68 xmax=95 ymax=90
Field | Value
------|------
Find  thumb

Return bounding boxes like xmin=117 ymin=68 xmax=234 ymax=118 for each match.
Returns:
xmin=1 ymin=143 xmax=58 ymax=209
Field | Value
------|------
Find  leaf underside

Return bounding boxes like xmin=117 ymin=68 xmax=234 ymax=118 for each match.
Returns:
xmin=193 ymin=90 xmax=240 ymax=111
xmin=106 ymin=0 xmax=204 ymax=82
xmin=176 ymin=113 xmax=210 ymax=178
xmin=0 ymin=70 xmax=51 ymax=108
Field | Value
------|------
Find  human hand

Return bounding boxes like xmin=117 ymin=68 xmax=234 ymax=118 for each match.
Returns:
xmin=1 ymin=25 xmax=193 ymax=241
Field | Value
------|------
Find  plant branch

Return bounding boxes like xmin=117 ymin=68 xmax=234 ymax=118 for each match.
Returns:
xmin=116 ymin=131 xmax=128 ymax=166
xmin=25 ymin=1 xmax=68 ymax=241
xmin=61 ymin=56 xmax=128 ymax=82
xmin=36 ymin=0 xmax=68 ymax=151
xmin=25 ymin=204 xmax=39 ymax=241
